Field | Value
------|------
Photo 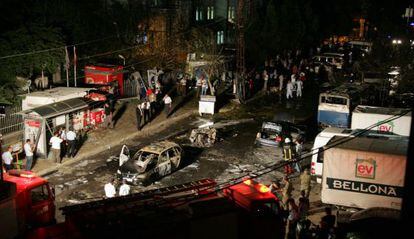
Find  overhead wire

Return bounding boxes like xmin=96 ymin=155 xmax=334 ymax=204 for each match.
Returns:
xmin=72 ymin=108 xmax=412 ymax=215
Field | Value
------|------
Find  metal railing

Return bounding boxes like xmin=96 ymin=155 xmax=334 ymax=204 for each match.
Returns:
xmin=0 ymin=105 xmax=23 ymax=135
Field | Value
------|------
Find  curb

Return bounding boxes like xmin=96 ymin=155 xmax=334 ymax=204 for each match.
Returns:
xmin=37 ymin=109 xmax=198 ymax=177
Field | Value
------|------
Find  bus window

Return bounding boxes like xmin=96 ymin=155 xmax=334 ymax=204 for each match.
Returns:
xmin=321 ymin=96 xmax=347 ymax=105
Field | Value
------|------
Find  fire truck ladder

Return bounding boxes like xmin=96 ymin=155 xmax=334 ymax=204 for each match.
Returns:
xmin=61 ymin=178 xmax=216 ymax=218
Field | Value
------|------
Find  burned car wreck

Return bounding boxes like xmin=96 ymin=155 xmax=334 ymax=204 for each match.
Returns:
xmin=189 ymin=127 xmax=217 ymax=147
xmin=255 ymin=121 xmax=305 ymax=147
xmin=117 ymin=141 xmax=183 ymax=185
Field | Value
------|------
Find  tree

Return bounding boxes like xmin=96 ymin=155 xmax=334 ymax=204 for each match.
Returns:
xmin=245 ymin=0 xmax=320 ymax=66
xmin=0 ymin=24 xmax=65 ymax=102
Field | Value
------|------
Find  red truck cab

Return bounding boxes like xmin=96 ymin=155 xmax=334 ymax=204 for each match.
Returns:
xmin=0 ymin=170 xmax=55 ymax=238
xmin=223 ymin=179 xmax=281 ymax=215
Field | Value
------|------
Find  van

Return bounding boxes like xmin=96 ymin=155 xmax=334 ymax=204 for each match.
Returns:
xmin=310 ymin=127 xmax=406 ymax=183
xmin=312 ymin=53 xmax=344 ymax=69
xmin=311 ymin=127 xmax=352 ymax=183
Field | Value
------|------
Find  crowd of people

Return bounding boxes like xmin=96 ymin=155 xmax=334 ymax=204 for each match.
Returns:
xmin=240 ymin=49 xmax=333 ymax=102
xmin=135 ymin=79 xmax=174 ymax=131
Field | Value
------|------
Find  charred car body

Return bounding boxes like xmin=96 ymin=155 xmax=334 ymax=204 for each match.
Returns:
xmin=117 ymin=141 xmax=183 ymax=185
xmin=255 ymin=121 xmax=305 ymax=147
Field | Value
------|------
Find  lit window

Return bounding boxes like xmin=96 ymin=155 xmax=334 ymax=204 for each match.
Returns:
xmin=207 ymin=6 xmax=215 ymax=20
xmin=228 ymin=6 xmax=235 ymax=21
xmin=217 ymin=31 xmax=224 ymax=44
xmin=196 ymin=7 xmax=203 ymax=21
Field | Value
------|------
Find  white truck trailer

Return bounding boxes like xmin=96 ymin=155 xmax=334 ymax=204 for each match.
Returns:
xmin=351 ymin=105 xmax=411 ymax=136
xmin=321 ymin=136 xmax=408 ymax=221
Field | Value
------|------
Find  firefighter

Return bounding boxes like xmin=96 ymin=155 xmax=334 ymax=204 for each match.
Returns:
xmin=282 ymin=138 xmax=295 ymax=175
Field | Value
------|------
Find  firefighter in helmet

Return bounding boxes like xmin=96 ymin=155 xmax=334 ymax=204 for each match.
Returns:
xmin=282 ymin=137 xmax=295 ymax=175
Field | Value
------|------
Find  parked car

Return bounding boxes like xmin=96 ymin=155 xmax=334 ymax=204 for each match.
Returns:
xmin=117 ymin=141 xmax=183 ymax=185
xmin=255 ymin=121 xmax=306 ymax=147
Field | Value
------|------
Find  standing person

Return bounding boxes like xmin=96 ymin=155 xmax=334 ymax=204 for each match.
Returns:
xmin=104 ymin=178 xmax=116 ymax=198
xmin=104 ymin=103 xmax=114 ymax=129
xmin=49 ymin=132 xmax=63 ymax=164
xmin=285 ymin=198 xmax=300 ymax=239
xmin=248 ymin=78 xmax=254 ymax=97
xmin=119 ymin=179 xmax=130 ymax=196
xmin=282 ymin=138 xmax=295 ymax=175
xmin=201 ymin=77 xmax=208 ymax=95
xmin=148 ymin=90 xmax=157 ymax=119
xmin=320 ymin=207 xmax=336 ymax=238
xmin=263 ymin=70 xmax=269 ymax=92
xmin=296 ymin=79 xmax=303 ymax=98
xmin=279 ymin=74 xmax=284 ymax=92
xmin=286 ymin=80 xmax=293 ymax=99
xmin=24 ymin=139 xmax=34 ymax=170
xmin=2 ymin=146 xmax=13 ymax=172
xmin=282 ymin=176 xmax=293 ymax=210
xmin=290 ymin=75 xmax=297 ymax=98
xmin=180 ymin=76 xmax=187 ymax=96
xmin=136 ymin=103 xmax=143 ymax=131
xmin=66 ymin=128 xmax=77 ymax=158
xmin=60 ymin=127 xmax=67 ymax=158
xmin=298 ymin=190 xmax=310 ymax=219
xmin=143 ymin=100 xmax=151 ymax=123
xmin=300 ymin=168 xmax=311 ymax=198
xmin=269 ymin=180 xmax=282 ymax=199
xmin=196 ymin=77 xmax=202 ymax=97
xmin=163 ymin=94 xmax=172 ymax=116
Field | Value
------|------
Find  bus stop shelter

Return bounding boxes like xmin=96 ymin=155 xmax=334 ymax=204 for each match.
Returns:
xmin=19 ymin=97 xmax=93 ymax=159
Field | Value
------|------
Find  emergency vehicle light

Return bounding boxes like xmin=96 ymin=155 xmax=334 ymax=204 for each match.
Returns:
xmin=243 ymin=179 xmax=252 ymax=185
xmin=258 ymin=184 xmax=270 ymax=193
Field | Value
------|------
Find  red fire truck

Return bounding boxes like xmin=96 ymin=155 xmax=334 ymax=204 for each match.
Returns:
xmin=84 ymin=64 xmax=125 ymax=97
xmin=52 ymin=178 xmax=284 ymax=238
xmin=1 ymin=172 xmax=284 ymax=239
xmin=0 ymin=170 xmax=56 ymax=239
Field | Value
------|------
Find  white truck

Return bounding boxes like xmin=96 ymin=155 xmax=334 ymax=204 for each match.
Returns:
xmin=321 ymin=136 xmax=408 ymax=222
xmin=351 ymin=105 xmax=411 ymax=136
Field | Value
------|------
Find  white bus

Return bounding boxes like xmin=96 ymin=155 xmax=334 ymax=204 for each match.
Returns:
xmin=317 ymin=84 xmax=364 ymax=128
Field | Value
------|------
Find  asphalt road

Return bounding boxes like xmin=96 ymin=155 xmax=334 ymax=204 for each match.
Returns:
xmin=46 ymin=93 xmax=318 ymax=222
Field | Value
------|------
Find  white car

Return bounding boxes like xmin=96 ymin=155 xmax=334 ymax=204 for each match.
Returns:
xmin=117 ymin=141 xmax=183 ymax=185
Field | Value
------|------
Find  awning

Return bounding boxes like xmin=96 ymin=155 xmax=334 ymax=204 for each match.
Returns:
xmin=19 ymin=97 xmax=94 ymax=119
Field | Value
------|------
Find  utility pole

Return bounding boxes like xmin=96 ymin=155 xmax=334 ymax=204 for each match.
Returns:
xmin=236 ymin=0 xmax=245 ymax=75
xmin=236 ymin=0 xmax=246 ymax=102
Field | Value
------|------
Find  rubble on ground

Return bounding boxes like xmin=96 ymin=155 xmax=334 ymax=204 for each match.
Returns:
xmin=189 ymin=127 xmax=217 ymax=147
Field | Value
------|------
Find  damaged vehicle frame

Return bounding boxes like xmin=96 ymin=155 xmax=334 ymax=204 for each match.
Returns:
xmin=255 ymin=121 xmax=305 ymax=147
xmin=117 ymin=141 xmax=183 ymax=185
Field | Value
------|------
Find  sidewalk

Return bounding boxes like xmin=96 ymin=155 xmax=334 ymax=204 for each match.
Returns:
xmin=32 ymin=99 xmax=198 ymax=177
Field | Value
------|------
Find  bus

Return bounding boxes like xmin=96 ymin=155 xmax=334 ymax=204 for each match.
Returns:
xmin=317 ymin=84 xmax=366 ymax=128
